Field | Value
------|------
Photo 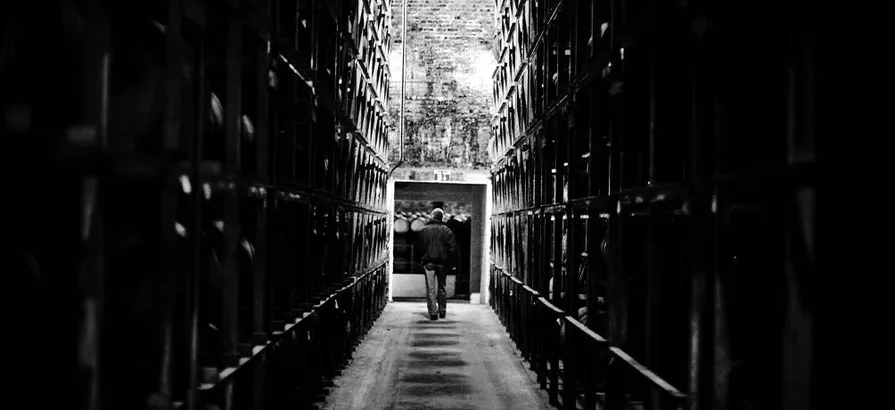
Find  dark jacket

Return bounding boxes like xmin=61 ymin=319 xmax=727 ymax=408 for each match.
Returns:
xmin=416 ymin=221 xmax=459 ymax=266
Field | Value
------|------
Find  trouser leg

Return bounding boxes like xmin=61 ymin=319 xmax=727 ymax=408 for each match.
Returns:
xmin=424 ymin=263 xmax=438 ymax=317
xmin=436 ymin=264 xmax=447 ymax=316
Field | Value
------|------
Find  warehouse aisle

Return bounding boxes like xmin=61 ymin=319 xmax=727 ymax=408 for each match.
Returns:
xmin=322 ymin=302 xmax=551 ymax=410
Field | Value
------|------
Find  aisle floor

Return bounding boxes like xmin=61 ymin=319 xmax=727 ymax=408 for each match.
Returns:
xmin=322 ymin=302 xmax=552 ymax=410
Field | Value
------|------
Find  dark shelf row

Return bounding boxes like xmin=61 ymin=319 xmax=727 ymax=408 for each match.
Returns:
xmin=3 ymin=1 xmax=393 ymax=410
xmin=490 ymin=0 xmax=816 ymax=214
xmin=488 ymin=1 xmax=818 ymax=410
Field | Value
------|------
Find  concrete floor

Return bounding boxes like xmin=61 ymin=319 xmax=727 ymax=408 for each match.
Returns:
xmin=322 ymin=302 xmax=552 ymax=410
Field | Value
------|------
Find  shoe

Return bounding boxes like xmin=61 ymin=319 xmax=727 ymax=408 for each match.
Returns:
xmin=439 ymin=312 xmax=446 ymax=319
xmin=430 ymin=315 xmax=438 ymax=321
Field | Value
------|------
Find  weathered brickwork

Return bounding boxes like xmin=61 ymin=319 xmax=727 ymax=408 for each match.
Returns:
xmin=388 ymin=0 xmax=496 ymax=169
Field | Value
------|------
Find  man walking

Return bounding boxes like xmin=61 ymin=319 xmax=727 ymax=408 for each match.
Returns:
xmin=416 ymin=208 xmax=459 ymax=320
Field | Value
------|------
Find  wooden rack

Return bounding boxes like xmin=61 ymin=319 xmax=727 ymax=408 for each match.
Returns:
xmin=488 ymin=0 xmax=817 ymax=409
xmin=4 ymin=0 xmax=392 ymax=409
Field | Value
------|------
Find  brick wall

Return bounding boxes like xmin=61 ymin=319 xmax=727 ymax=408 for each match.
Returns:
xmin=387 ymin=0 xmax=496 ymax=169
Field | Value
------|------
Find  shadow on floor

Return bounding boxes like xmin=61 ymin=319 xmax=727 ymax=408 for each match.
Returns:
xmin=392 ymin=297 xmax=470 ymax=304
xmin=322 ymin=302 xmax=553 ymax=410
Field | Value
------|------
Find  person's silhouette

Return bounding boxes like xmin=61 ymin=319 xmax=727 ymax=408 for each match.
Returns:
xmin=415 ymin=208 xmax=459 ymax=320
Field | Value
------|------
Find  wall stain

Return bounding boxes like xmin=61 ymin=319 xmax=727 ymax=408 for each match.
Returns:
xmin=388 ymin=0 xmax=497 ymax=169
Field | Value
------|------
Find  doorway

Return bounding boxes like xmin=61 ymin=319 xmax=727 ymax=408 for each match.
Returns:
xmin=389 ymin=181 xmax=489 ymax=303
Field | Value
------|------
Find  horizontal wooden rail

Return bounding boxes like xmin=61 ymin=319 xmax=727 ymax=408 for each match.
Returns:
xmin=184 ymin=265 xmax=390 ymax=409
xmin=538 ymin=297 xmax=566 ymax=316
xmin=194 ymin=262 xmax=389 ymax=392
xmin=565 ymin=317 xmax=607 ymax=344
xmin=609 ymin=347 xmax=687 ymax=402
xmin=490 ymin=265 xmax=688 ymax=410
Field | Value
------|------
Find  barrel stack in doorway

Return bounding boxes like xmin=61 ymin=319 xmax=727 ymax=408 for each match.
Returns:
xmin=392 ymin=212 xmax=428 ymax=274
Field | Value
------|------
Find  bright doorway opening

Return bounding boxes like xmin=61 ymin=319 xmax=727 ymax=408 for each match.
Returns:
xmin=388 ymin=180 xmax=490 ymax=304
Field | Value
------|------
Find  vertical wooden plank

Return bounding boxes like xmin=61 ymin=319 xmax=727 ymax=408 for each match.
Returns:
xmin=221 ymin=0 xmax=244 ymax=372
xmin=647 ymin=56 xmax=656 ymax=186
xmin=79 ymin=176 xmax=105 ymax=410
xmin=187 ymin=9 xmax=207 ymax=409
xmin=645 ymin=205 xmax=661 ymax=409
xmin=563 ymin=210 xmax=578 ymax=410
xmin=315 ymin=206 xmax=325 ymax=296
xmin=688 ymin=210 xmax=708 ymax=410
xmin=253 ymin=195 xmax=269 ymax=343
xmin=253 ymin=354 xmax=266 ymax=410
xmin=607 ymin=0 xmax=620 ymax=195
xmin=586 ymin=211 xmax=600 ymax=333
xmin=336 ymin=209 xmax=345 ymax=283
xmin=607 ymin=208 xmax=626 ymax=347
xmin=226 ymin=1 xmax=244 ymax=172
xmin=339 ymin=132 xmax=348 ymax=199
xmin=528 ymin=213 xmax=536 ymax=288
xmin=159 ymin=188 xmax=178 ymax=405
xmin=78 ymin=1 xmax=110 ymax=408
xmin=327 ymin=208 xmax=335 ymax=289
xmin=345 ymin=137 xmax=353 ymax=201
xmin=290 ymin=199 xmax=300 ymax=307
xmin=83 ymin=0 xmax=111 ymax=150
xmin=360 ymin=156 xmax=373 ymax=205
xmin=222 ymin=193 xmax=241 ymax=369
xmin=165 ymin=0 xmax=185 ymax=152
xmin=552 ymin=213 xmax=562 ymax=307
xmin=252 ymin=0 xmax=272 ymax=349
xmin=565 ymin=103 xmax=577 ymax=314
xmin=307 ymin=0 xmax=318 ymax=188
xmin=158 ymin=1 xmax=185 ymax=404
xmin=511 ymin=214 xmax=517 ymax=279
xmin=348 ymin=211 xmax=357 ymax=276
xmin=782 ymin=191 xmax=814 ymax=410
xmin=711 ymin=197 xmax=730 ymax=410
xmin=364 ymin=214 xmax=371 ymax=267
xmin=708 ymin=46 xmax=726 ymax=407
xmin=294 ymin=91 xmax=302 ymax=184
xmin=686 ymin=20 xmax=708 ymax=408
xmin=523 ymin=213 xmax=530 ymax=288
xmin=565 ymin=211 xmax=577 ymax=315
xmin=256 ymin=23 xmax=272 ymax=181
xmin=224 ymin=380 xmax=235 ymax=410
xmin=782 ymin=12 xmax=815 ymax=409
